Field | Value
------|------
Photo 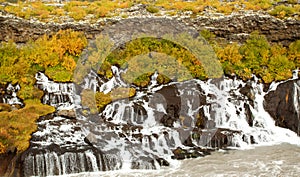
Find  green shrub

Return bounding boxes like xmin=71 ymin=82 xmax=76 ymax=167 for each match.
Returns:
xmin=269 ymin=5 xmax=296 ymax=18
xmin=146 ymin=5 xmax=159 ymax=13
xmin=288 ymin=40 xmax=300 ymax=67
xmin=99 ymin=36 xmax=208 ymax=86
xmin=215 ymin=31 xmax=297 ymax=83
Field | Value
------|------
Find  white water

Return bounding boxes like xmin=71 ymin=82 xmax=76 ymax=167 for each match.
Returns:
xmin=2 ymin=83 xmax=23 ymax=105
xmin=48 ymin=144 xmax=300 ymax=177
xmin=21 ymin=69 xmax=300 ymax=177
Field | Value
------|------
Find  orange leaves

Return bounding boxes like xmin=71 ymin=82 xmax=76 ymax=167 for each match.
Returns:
xmin=62 ymin=55 xmax=77 ymax=71
xmin=27 ymin=29 xmax=87 ymax=81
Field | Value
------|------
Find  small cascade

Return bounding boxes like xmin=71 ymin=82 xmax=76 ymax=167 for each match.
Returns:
xmin=294 ymin=81 xmax=300 ymax=135
xmin=1 ymin=83 xmax=23 ymax=106
xmin=99 ymin=66 xmax=128 ymax=94
xmin=22 ymin=67 xmax=300 ymax=176
xmin=23 ymin=149 xmax=110 ymax=176
xmin=293 ymin=68 xmax=299 ymax=79
xmin=35 ymin=72 xmax=76 ymax=110
xmin=81 ymin=70 xmax=102 ymax=92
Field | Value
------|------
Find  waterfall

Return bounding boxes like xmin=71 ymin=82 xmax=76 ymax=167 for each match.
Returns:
xmin=20 ymin=68 xmax=300 ymax=176
xmin=294 ymin=80 xmax=300 ymax=135
xmin=1 ymin=83 xmax=23 ymax=106
xmin=35 ymin=72 xmax=76 ymax=110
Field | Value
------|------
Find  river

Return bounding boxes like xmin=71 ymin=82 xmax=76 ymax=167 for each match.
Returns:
xmin=49 ymin=143 xmax=299 ymax=177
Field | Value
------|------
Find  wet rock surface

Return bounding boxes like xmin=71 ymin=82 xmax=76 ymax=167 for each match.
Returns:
xmin=1 ymin=5 xmax=300 ymax=176
xmin=1 ymin=71 xmax=300 ymax=176
xmin=264 ymin=79 xmax=300 ymax=135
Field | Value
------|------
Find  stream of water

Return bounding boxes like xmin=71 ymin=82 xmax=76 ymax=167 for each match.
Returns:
xmin=50 ymin=143 xmax=300 ymax=177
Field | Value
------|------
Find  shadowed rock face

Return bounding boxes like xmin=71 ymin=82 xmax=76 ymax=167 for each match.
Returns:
xmin=264 ymin=79 xmax=300 ymax=136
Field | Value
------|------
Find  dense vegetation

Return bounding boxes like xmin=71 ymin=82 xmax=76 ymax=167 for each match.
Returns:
xmin=0 ymin=30 xmax=87 ymax=153
xmin=214 ymin=31 xmax=300 ymax=83
xmin=0 ymin=27 xmax=299 ymax=154
xmin=0 ymin=0 xmax=299 ymax=22
xmin=92 ymin=31 xmax=299 ymax=85
xmin=100 ymin=37 xmax=209 ymax=86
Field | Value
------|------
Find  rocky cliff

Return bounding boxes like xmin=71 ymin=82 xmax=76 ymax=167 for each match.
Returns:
xmin=0 ymin=9 xmax=299 ymax=46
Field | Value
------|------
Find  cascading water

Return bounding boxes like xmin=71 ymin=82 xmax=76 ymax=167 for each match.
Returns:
xmin=35 ymin=72 xmax=76 ymax=110
xmin=1 ymin=83 xmax=23 ymax=106
xmin=20 ymin=67 xmax=300 ymax=176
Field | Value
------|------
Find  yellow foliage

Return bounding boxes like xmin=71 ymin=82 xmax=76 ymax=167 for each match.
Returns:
xmin=0 ymin=142 xmax=5 ymax=154
xmin=1 ymin=0 xmax=299 ymax=22
xmin=69 ymin=6 xmax=87 ymax=21
xmin=62 ymin=55 xmax=77 ymax=71
xmin=218 ymin=43 xmax=242 ymax=64
xmin=0 ymin=100 xmax=54 ymax=154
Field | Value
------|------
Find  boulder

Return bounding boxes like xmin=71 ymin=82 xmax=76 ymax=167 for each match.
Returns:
xmin=56 ymin=109 xmax=76 ymax=119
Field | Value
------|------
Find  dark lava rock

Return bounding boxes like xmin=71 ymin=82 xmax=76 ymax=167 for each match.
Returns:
xmin=171 ymin=147 xmax=211 ymax=160
xmin=264 ymin=79 xmax=300 ymax=135
xmin=172 ymin=147 xmax=187 ymax=160
xmin=0 ymin=149 xmax=21 ymax=177
xmin=240 ymin=83 xmax=255 ymax=102
xmin=244 ymin=103 xmax=254 ymax=127
xmin=157 ymin=84 xmax=181 ymax=127
xmin=156 ymin=158 xmax=170 ymax=166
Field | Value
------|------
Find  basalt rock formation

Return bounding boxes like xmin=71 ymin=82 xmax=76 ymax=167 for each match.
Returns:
xmin=264 ymin=79 xmax=300 ymax=135
xmin=0 ymin=9 xmax=299 ymax=46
